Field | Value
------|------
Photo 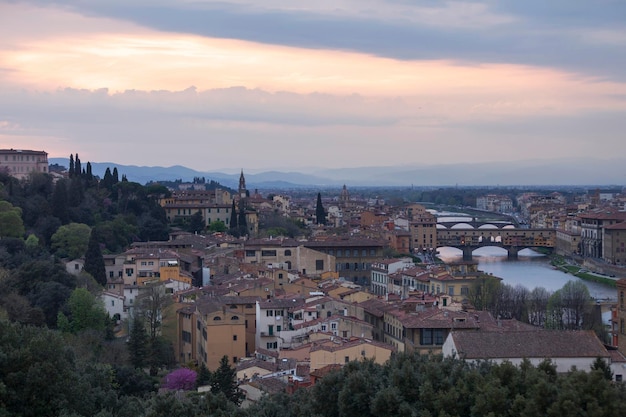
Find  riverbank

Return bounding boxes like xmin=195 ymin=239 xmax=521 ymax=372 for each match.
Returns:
xmin=550 ymin=255 xmax=617 ymax=288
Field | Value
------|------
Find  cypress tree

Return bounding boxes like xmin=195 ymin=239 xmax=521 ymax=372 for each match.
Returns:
xmin=229 ymin=200 xmax=238 ymax=236
xmin=127 ymin=318 xmax=149 ymax=369
xmin=211 ymin=355 xmax=244 ymax=405
xmin=238 ymin=199 xmax=248 ymax=236
xmin=69 ymin=154 xmax=75 ymax=178
xmin=84 ymin=228 xmax=106 ymax=286
xmin=51 ymin=179 xmax=69 ymax=224
xmin=75 ymin=154 xmax=82 ymax=178
xmin=316 ymin=192 xmax=326 ymax=225
xmin=112 ymin=167 xmax=119 ymax=184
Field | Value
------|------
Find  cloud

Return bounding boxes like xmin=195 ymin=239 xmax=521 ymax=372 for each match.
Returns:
xmin=16 ymin=0 xmax=626 ymax=81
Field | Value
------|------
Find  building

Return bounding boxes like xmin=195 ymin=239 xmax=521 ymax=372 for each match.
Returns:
xmin=603 ymin=222 xmax=626 ymax=265
xmin=302 ymin=237 xmax=386 ymax=286
xmin=243 ymin=238 xmax=336 ymax=278
xmin=406 ymin=204 xmax=437 ymax=253
xmin=442 ymin=330 xmax=623 ymax=381
xmin=0 ymin=149 xmax=48 ymax=180
xmin=579 ymin=208 xmax=626 ymax=259
xmin=370 ymin=258 xmax=414 ymax=296
xmin=309 ymin=336 xmax=395 ymax=372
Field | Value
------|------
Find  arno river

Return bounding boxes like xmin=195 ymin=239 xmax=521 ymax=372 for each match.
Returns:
xmin=437 ymin=246 xmax=618 ymax=301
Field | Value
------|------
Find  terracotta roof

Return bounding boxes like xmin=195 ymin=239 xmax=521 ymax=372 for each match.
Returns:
xmin=450 ymin=330 xmax=609 ymax=359
xmin=310 ymin=364 xmax=342 ymax=378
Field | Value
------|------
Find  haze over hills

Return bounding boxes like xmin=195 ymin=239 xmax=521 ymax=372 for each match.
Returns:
xmin=49 ymin=158 xmax=626 ymax=188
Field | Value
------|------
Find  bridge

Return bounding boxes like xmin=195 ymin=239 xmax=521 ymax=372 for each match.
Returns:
xmin=436 ymin=219 xmax=515 ymax=229
xmin=436 ymin=228 xmax=556 ymax=260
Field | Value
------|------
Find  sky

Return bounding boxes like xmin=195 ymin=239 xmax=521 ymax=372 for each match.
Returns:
xmin=1 ymin=0 xmax=626 ymax=177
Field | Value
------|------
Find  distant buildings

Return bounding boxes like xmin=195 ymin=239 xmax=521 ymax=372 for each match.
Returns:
xmin=0 ymin=149 xmax=48 ymax=180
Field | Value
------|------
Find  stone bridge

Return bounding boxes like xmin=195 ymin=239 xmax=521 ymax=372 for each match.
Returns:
xmin=436 ymin=228 xmax=556 ymax=260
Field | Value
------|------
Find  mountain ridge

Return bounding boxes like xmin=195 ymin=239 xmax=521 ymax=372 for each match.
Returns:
xmin=48 ymin=158 xmax=626 ymax=188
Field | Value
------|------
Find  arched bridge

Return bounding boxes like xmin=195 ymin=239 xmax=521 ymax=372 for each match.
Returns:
xmin=436 ymin=228 xmax=556 ymax=260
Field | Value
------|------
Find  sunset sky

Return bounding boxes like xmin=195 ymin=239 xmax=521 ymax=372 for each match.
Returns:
xmin=1 ymin=1 xmax=625 ymax=176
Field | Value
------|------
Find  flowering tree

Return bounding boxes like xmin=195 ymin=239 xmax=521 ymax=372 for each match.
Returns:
xmin=164 ymin=367 xmax=197 ymax=391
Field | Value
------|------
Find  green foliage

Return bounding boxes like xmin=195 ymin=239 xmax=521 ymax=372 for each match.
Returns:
xmin=0 ymin=200 xmax=25 ymax=238
xmin=58 ymin=287 xmax=108 ymax=334
xmin=208 ymin=219 xmax=227 ymax=233
xmin=50 ymin=222 xmax=91 ymax=259
xmin=210 ymin=355 xmax=245 ymax=405
xmin=128 ymin=318 xmax=150 ymax=370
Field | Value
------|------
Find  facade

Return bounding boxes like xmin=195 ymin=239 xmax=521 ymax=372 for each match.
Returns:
xmin=442 ymin=330 xmax=621 ymax=380
xmin=0 ymin=149 xmax=48 ymax=180
xmin=309 ymin=337 xmax=395 ymax=372
xmin=579 ymin=209 xmax=626 ymax=259
xmin=603 ymin=222 xmax=626 ymax=265
xmin=370 ymin=258 xmax=414 ymax=296
xmin=303 ymin=237 xmax=386 ymax=286
xmin=476 ymin=194 xmax=513 ymax=213
xmin=406 ymin=204 xmax=437 ymax=253
xmin=243 ymin=239 xmax=336 ymax=278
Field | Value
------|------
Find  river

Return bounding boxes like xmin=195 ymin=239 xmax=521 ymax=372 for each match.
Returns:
xmin=437 ymin=246 xmax=617 ymax=301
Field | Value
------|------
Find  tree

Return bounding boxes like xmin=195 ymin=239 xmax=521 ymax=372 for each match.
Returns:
xmin=0 ymin=200 xmax=25 ymax=238
xmin=315 ymin=192 xmax=326 ymax=225
xmin=57 ymin=287 xmax=108 ymax=334
xmin=229 ymin=200 xmax=238 ymax=236
xmin=50 ymin=222 xmax=91 ymax=259
xmin=211 ymin=355 xmax=244 ymax=405
xmin=591 ymin=357 xmax=613 ymax=380
xmin=208 ymin=219 xmax=227 ymax=233
xmin=83 ymin=228 xmax=106 ymax=286
xmin=136 ymin=283 xmax=172 ymax=341
xmin=238 ymin=199 xmax=248 ymax=237
xmin=127 ymin=317 xmax=150 ymax=369
xmin=196 ymin=362 xmax=212 ymax=387
xmin=69 ymin=154 xmax=75 ymax=177
xmin=188 ymin=211 xmax=205 ymax=234
xmin=165 ymin=368 xmax=198 ymax=391
xmin=50 ymin=179 xmax=70 ymax=224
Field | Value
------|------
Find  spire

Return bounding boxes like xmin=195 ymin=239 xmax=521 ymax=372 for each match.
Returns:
xmin=238 ymin=169 xmax=247 ymax=199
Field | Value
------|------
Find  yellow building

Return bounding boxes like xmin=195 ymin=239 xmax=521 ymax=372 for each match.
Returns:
xmin=177 ymin=295 xmax=260 ymax=369
xmin=309 ymin=337 xmax=395 ymax=372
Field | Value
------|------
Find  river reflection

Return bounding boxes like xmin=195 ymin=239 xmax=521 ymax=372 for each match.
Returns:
xmin=438 ymin=246 xmax=617 ymax=301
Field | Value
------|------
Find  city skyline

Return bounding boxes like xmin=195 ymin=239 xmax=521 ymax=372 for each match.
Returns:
xmin=1 ymin=1 xmax=625 ymax=182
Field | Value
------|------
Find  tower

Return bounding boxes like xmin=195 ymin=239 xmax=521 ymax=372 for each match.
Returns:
xmin=238 ymin=170 xmax=247 ymax=199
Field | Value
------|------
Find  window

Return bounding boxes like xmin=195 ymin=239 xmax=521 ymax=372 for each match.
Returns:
xmin=277 ymin=325 xmax=282 ymax=332
xmin=261 ymin=250 xmax=277 ymax=257
xmin=420 ymin=329 xmax=445 ymax=345
xmin=266 ymin=310 xmax=274 ymax=317
xmin=284 ymin=250 xmax=292 ymax=256
xmin=233 ymin=335 xmax=237 ymax=341
xmin=448 ymin=286 xmax=454 ymax=296
xmin=342 ymin=331 xmax=348 ymax=338
xmin=109 ymin=271 xmax=114 ymax=278
xmin=213 ymin=316 xmax=222 ymax=321
xmin=268 ymin=325 xmax=274 ymax=335
xmin=461 ymin=286 xmax=469 ymax=296
xmin=321 ymin=324 xmax=327 ymax=331
xmin=182 ymin=330 xmax=192 ymax=343
xmin=245 ymin=250 xmax=256 ymax=257
xmin=331 ymin=322 xmax=337 ymax=330
xmin=616 ymin=374 xmax=623 ymax=382
xmin=231 ymin=316 xmax=239 ymax=320
xmin=316 ymin=260 xmax=324 ymax=270
xmin=344 ymin=356 xmax=350 ymax=363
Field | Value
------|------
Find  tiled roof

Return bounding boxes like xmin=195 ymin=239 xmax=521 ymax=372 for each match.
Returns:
xmin=450 ymin=330 xmax=609 ymax=359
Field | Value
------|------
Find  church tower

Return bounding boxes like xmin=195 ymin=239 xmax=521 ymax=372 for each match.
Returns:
xmin=238 ymin=170 xmax=247 ymax=199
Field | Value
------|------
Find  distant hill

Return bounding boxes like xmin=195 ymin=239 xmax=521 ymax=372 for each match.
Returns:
xmin=48 ymin=158 xmax=626 ymax=188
